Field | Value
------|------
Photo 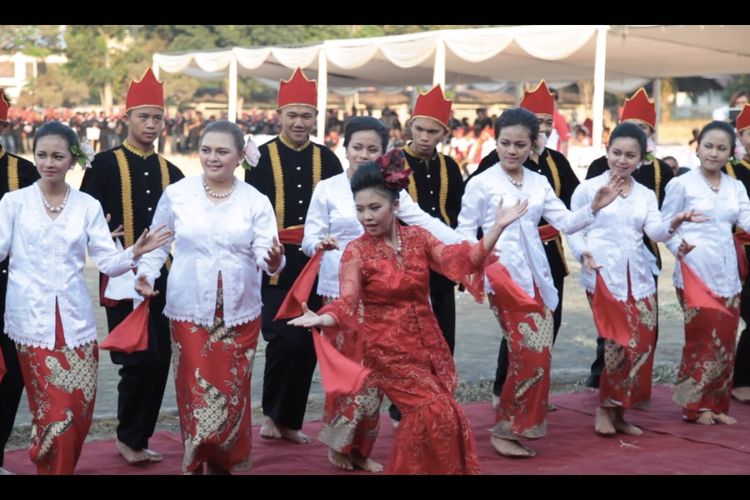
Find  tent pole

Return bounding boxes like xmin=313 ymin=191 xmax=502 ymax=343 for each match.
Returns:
xmin=592 ymin=26 xmax=609 ymax=150
xmin=433 ymin=37 xmax=446 ymax=89
xmin=316 ymin=49 xmax=328 ymax=143
xmin=653 ymin=78 xmax=662 ymax=143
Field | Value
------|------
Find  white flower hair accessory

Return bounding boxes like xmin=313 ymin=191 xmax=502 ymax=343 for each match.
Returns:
xmin=71 ymin=139 xmax=95 ymax=169
xmin=242 ymin=136 xmax=261 ymax=170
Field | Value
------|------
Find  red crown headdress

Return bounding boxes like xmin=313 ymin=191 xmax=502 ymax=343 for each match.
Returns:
xmin=412 ymin=85 xmax=452 ymax=129
xmin=520 ymin=80 xmax=554 ymax=116
xmin=620 ymin=88 xmax=656 ymax=130
xmin=375 ymin=149 xmax=412 ymax=191
xmin=278 ymin=68 xmax=317 ymax=110
xmin=0 ymin=89 xmax=9 ymax=121
xmin=736 ymin=104 xmax=750 ymax=133
xmin=125 ymin=68 xmax=164 ymax=112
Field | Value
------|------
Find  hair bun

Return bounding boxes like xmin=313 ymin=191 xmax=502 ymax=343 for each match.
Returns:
xmin=375 ymin=149 xmax=412 ymax=191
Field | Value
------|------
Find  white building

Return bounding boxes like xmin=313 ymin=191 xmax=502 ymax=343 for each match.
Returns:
xmin=0 ymin=52 xmax=67 ymax=100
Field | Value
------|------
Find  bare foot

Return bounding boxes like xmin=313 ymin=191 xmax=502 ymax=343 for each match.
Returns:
xmin=143 ymin=448 xmax=163 ymax=462
xmin=260 ymin=417 xmax=310 ymax=443
xmin=279 ymin=426 xmax=311 ymax=444
xmin=693 ymin=410 xmax=737 ymax=425
xmin=547 ymin=402 xmax=559 ymax=412
xmin=231 ymin=457 xmax=253 ymax=472
xmin=731 ymin=386 xmax=750 ymax=404
xmin=116 ymin=439 xmax=151 ymax=464
xmin=206 ymin=461 xmax=231 ymax=475
xmin=714 ymin=413 xmax=737 ymax=425
xmin=260 ymin=417 xmax=282 ymax=439
xmin=491 ymin=436 xmax=536 ymax=458
xmin=328 ymin=448 xmax=353 ymax=471
xmin=183 ymin=463 xmax=204 ymax=475
xmin=613 ymin=418 xmax=643 ymax=436
xmin=595 ymin=407 xmax=616 ymax=436
xmin=351 ymin=451 xmax=383 ymax=473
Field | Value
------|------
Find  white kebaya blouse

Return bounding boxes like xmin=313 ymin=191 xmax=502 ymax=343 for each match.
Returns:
xmin=457 ymin=163 xmax=595 ymax=311
xmin=661 ymin=168 xmax=750 ymax=297
xmin=567 ymin=173 xmax=672 ymax=301
xmin=0 ymin=183 xmax=138 ymax=348
xmin=138 ymin=175 xmax=284 ymax=327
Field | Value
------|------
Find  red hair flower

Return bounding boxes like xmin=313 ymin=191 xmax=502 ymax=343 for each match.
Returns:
xmin=375 ymin=149 xmax=412 ymax=191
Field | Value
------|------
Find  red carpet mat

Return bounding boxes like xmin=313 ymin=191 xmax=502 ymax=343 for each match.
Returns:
xmin=5 ymin=385 xmax=749 ymax=475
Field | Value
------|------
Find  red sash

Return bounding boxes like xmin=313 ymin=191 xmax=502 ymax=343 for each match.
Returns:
xmin=538 ymin=224 xmax=560 ymax=242
xmin=734 ymin=230 xmax=750 ymax=283
xmin=278 ymin=226 xmax=304 ymax=246
xmin=0 ymin=346 xmax=6 ymax=384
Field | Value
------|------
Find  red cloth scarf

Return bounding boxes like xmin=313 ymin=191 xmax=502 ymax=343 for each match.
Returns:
xmin=484 ymin=262 xmax=539 ymax=312
xmin=274 ymin=250 xmax=323 ymax=321
xmin=312 ymin=328 xmax=371 ymax=397
xmin=592 ymin=272 xmax=631 ymax=347
xmin=100 ymin=299 xmax=150 ymax=353
xmin=680 ymin=259 xmax=732 ymax=317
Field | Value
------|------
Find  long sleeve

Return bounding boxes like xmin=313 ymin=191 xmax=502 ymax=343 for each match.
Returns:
xmin=565 ymin=183 xmax=590 ymax=261
xmin=302 ymin=181 xmax=330 ymax=257
xmin=642 ymin=190 xmax=673 ymax=242
xmin=398 ymin=191 xmax=464 ymax=244
xmin=0 ymin=194 xmax=15 ymax=261
xmin=541 ymin=181 xmax=595 ymax=234
xmin=455 ymin=176 xmax=487 ymax=244
xmin=137 ymin=189 xmax=174 ymax=285
xmin=318 ymin=243 xmax=364 ymax=333
xmin=86 ymin=202 xmax=137 ymax=277
xmin=736 ymin=180 xmax=750 ymax=233
xmin=660 ymin=178 xmax=686 ymax=256
xmin=253 ymin=195 xmax=286 ymax=276
xmin=423 ymin=229 xmax=496 ymax=302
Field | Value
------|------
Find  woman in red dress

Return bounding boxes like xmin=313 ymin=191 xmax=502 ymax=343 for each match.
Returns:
xmin=289 ymin=155 xmax=527 ymax=474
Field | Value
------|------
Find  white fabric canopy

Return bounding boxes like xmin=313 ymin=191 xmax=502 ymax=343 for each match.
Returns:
xmin=153 ymin=25 xmax=750 ymax=146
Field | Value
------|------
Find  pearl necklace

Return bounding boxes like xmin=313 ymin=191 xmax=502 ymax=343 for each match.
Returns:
xmin=202 ymin=176 xmax=237 ymax=198
xmin=700 ymin=169 xmax=720 ymax=193
xmin=40 ymin=183 xmax=70 ymax=213
xmin=504 ymin=170 xmax=524 ymax=189
xmin=396 ymin=230 xmax=402 ymax=256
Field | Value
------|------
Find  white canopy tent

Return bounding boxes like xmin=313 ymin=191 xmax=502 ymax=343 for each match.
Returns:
xmin=153 ymin=25 xmax=750 ymax=148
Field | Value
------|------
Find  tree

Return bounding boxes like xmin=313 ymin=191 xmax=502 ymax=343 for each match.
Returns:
xmin=0 ymin=25 xmax=64 ymax=57
xmin=16 ymin=65 xmax=89 ymax=108
xmin=63 ymin=26 xmax=138 ymax=111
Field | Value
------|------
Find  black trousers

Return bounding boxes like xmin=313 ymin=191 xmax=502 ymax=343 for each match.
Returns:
xmin=586 ymin=274 xmax=660 ymax=388
xmin=261 ymin=286 xmax=321 ymax=430
xmin=734 ymin=249 xmax=750 ymax=388
xmin=0 ymin=330 xmax=23 ymax=467
xmin=107 ymin=273 xmax=171 ymax=451
xmin=492 ymin=260 xmax=565 ymax=397
xmin=389 ymin=284 xmax=456 ymax=422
